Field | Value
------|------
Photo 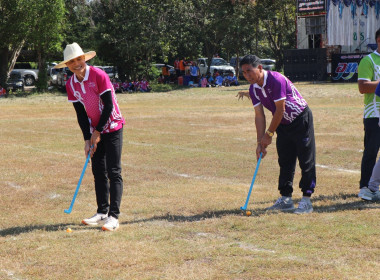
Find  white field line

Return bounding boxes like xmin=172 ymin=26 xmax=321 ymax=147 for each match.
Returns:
xmin=5 ymin=182 xmax=22 ymax=189
xmin=0 ymin=269 xmax=20 ymax=280
xmin=48 ymin=193 xmax=61 ymax=199
xmin=316 ymin=164 xmax=360 ymax=174
xmin=127 ymin=140 xmax=254 ymax=159
xmin=1 ymin=127 xmax=74 ymax=137
xmin=122 ymin=162 xmax=248 ymax=186
xmin=2 ymin=137 xmax=359 ymax=185
xmin=129 ymin=127 xmax=251 ymax=141
xmin=127 ymin=140 xmax=361 ymax=175
xmin=128 ymin=141 xmax=154 ymax=147
xmin=5 ymin=143 xmax=82 ymax=159
xmin=237 ymin=242 xmax=276 ymax=254
xmin=189 ymin=123 xmax=241 ymax=128
xmin=2 ymin=126 xmax=251 ymax=145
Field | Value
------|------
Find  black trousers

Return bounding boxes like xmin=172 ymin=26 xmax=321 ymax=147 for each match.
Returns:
xmin=91 ymin=127 xmax=123 ymax=219
xmin=276 ymin=107 xmax=316 ymax=197
xmin=360 ymin=118 xmax=380 ymax=188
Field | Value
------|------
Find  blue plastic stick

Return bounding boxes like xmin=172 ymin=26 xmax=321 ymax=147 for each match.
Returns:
xmin=240 ymin=153 xmax=262 ymax=211
xmin=64 ymin=149 xmax=92 ymax=214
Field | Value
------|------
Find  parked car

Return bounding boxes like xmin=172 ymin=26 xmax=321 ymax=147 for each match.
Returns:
xmin=153 ymin=64 xmax=176 ymax=75
xmin=261 ymin=59 xmax=276 ymax=71
xmin=230 ymin=57 xmax=276 ymax=78
xmin=47 ymin=66 xmax=60 ymax=86
xmin=55 ymin=67 xmax=73 ymax=88
xmin=6 ymin=71 xmax=24 ymax=91
xmin=197 ymin=57 xmax=235 ymax=76
xmin=96 ymin=66 xmax=118 ymax=79
xmin=13 ymin=62 xmax=39 ymax=86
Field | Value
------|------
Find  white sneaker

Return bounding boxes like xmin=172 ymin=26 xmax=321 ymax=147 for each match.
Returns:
xmin=81 ymin=213 xmax=108 ymax=226
xmin=102 ymin=216 xmax=119 ymax=231
xmin=358 ymin=187 xmax=380 ymax=201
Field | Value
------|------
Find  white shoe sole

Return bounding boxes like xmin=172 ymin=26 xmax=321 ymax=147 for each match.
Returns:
xmin=360 ymin=195 xmax=373 ymax=201
xmin=102 ymin=224 xmax=119 ymax=231
xmin=294 ymin=207 xmax=313 ymax=214
xmin=81 ymin=218 xmax=107 ymax=226
xmin=266 ymin=206 xmax=295 ymax=212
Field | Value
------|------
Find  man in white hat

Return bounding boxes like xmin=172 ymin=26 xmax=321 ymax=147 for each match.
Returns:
xmin=55 ymin=43 xmax=125 ymax=231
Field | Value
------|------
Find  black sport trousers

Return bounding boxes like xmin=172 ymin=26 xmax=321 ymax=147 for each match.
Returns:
xmin=91 ymin=127 xmax=123 ymax=219
xmin=275 ymin=107 xmax=316 ymax=197
xmin=360 ymin=118 xmax=380 ymax=188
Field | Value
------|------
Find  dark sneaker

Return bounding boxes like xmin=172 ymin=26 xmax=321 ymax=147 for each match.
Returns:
xmin=294 ymin=199 xmax=313 ymax=214
xmin=358 ymin=187 xmax=380 ymax=201
xmin=266 ymin=197 xmax=295 ymax=212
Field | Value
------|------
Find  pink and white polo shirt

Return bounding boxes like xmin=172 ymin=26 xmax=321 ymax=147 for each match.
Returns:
xmin=66 ymin=65 xmax=125 ymax=134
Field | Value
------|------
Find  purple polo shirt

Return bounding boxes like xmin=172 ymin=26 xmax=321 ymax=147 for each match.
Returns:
xmin=249 ymin=71 xmax=307 ymax=125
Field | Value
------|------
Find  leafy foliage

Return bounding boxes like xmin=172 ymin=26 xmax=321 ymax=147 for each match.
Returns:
xmin=0 ymin=0 xmax=65 ymax=90
xmin=87 ymin=0 xmax=295 ymax=79
xmin=0 ymin=0 xmax=296 ymax=88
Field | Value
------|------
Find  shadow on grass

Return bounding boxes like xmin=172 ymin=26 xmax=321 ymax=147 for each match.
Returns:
xmin=0 ymin=222 xmax=100 ymax=237
xmin=1 ymin=193 xmax=378 ymax=237
xmin=240 ymin=192 xmax=358 ymax=206
xmin=123 ymin=192 xmax=378 ymax=225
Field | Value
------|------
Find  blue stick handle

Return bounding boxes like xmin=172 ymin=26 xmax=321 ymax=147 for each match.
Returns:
xmin=64 ymin=149 xmax=92 ymax=214
xmin=240 ymin=153 xmax=262 ymax=211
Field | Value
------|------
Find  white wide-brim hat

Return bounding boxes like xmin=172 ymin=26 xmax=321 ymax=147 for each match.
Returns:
xmin=54 ymin=42 xmax=96 ymax=69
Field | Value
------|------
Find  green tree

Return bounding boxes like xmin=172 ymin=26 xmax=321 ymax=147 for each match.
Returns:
xmin=91 ymin=0 xmax=184 ymax=79
xmin=29 ymin=0 xmax=65 ymax=91
xmin=71 ymin=0 xmax=296 ymax=79
xmin=0 ymin=0 xmax=32 ymax=87
xmin=222 ymin=1 xmax=257 ymax=75
xmin=254 ymin=0 xmax=296 ymax=70
xmin=0 ymin=0 xmax=65 ymax=91
xmin=63 ymin=0 xmax=94 ymax=48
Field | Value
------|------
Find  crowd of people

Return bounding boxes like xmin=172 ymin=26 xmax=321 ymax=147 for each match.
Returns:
xmin=158 ymin=69 xmax=239 ymax=88
xmin=158 ymin=58 xmax=239 ymax=88
xmin=112 ymin=76 xmax=152 ymax=93
xmin=112 ymin=77 xmax=151 ymax=93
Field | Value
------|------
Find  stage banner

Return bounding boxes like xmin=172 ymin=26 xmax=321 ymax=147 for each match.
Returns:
xmin=297 ymin=0 xmax=326 ymax=13
xmin=331 ymin=52 xmax=370 ymax=82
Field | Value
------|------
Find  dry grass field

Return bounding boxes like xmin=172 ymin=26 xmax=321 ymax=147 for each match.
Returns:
xmin=0 ymin=83 xmax=379 ymax=280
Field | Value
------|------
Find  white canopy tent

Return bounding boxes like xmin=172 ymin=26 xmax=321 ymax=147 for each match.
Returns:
xmin=327 ymin=0 xmax=380 ymax=50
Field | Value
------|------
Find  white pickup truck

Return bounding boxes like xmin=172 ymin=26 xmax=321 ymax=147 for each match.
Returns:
xmin=49 ymin=67 xmax=73 ymax=89
xmin=13 ymin=63 xmax=39 ymax=86
xmin=197 ymin=57 xmax=236 ymax=76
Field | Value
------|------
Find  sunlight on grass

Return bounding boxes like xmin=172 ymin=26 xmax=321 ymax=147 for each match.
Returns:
xmin=0 ymin=83 xmax=379 ymax=279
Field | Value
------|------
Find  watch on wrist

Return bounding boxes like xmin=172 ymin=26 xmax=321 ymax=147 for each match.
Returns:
xmin=266 ymin=130 xmax=274 ymax=137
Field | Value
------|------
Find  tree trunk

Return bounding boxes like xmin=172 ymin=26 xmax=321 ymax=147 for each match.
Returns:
xmin=236 ymin=52 xmax=240 ymax=80
xmin=0 ymin=47 xmax=9 ymax=87
xmin=36 ymin=48 xmax=48 ymax=92
xmin=8 ymin=40 xmax=25 ymax=73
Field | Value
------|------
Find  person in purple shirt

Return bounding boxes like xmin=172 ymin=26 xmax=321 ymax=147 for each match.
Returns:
xmin=239 ymin=55 xmax=316 ymax=214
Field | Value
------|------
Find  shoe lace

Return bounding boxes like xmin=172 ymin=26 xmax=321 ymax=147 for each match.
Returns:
xmin=274 ymin=197 xmax=284 ymax=205
xmin=298 ymin=201 xmax=309 ymax=209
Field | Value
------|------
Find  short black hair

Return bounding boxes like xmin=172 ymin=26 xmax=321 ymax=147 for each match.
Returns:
xmin=376 ymin=28 xmax=380 ymax=40
xmin=240 ymin=55 xmax=261 ymax=68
